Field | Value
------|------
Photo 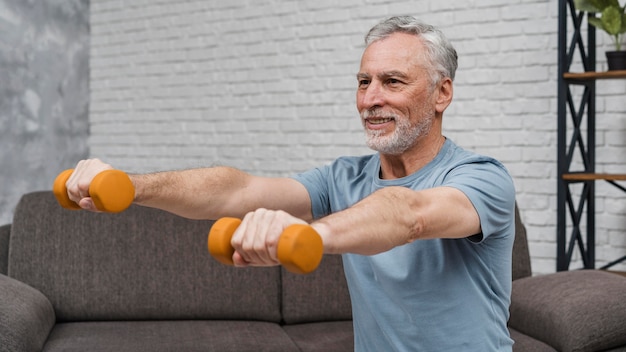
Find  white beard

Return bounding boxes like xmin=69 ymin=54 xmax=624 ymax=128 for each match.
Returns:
xmin=362 ymin=108 xmax=434 ymax=155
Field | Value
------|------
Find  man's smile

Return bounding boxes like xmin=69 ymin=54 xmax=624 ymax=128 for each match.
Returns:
xmin=366 ymin=117 xmax=394 ymax=124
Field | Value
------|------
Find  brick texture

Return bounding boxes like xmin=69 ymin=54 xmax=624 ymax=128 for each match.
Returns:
xmin=89 ymin=0 xmax=626 ymax=274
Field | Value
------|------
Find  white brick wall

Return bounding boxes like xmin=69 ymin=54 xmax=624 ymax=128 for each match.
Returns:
xmin=89 ymin=0 xmax=626 ymax=274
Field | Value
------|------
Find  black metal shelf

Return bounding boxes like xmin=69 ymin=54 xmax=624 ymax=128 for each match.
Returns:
xmin=557 ymin=0 xmax=626 ymax=271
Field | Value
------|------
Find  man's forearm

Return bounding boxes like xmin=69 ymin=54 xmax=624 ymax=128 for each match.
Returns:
xmin=130 ymin=166 xmax=313 ymax=221
xmin=312 ymin=186 xmax=481 ymax=255
xmin=312 ymin=187 xmax=421 ymax=255
xmin=130 ymin=166 xmax=253 ymax=220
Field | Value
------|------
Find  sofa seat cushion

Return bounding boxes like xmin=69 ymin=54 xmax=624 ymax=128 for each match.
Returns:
xmin=509 ymin=270 xmax=626 ymax=352
xmin=282 ymin=321 xmax=354 ymax=352
xmin=509 ymin=327 xmax=557 ymax=352
xmin=42 ymin=320 xmax=300 ymax=352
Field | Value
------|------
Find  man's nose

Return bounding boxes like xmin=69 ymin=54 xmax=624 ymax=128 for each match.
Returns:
xmin=359 ymin=82 xmax=385 ymax=109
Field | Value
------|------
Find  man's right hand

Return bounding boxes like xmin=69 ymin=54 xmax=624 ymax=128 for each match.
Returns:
xmin=65 ymin=158 xmax=116 ymax=211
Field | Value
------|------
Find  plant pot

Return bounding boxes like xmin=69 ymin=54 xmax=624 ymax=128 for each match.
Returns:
xmin=606 ymin=51 xmax=626 ymax=71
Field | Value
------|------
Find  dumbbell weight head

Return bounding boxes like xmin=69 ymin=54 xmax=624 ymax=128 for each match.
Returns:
xmin=207 ymin=217 xmax=241 ymax=266
xmin=90 ymin=170 xmax=134 ymax=213
xmin=277 ymin=224 xmax=323 ymax=275
xmin=52 ymin=169 xmax=82 ymax=210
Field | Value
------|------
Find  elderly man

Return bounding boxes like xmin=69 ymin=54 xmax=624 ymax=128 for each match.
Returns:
xmin=65 ymin=16 xmax=515 ymax=351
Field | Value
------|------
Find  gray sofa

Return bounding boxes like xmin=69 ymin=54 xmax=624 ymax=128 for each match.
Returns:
xmin=508 ymin=206 xmax=626 ymax=352
xmin=0 ymin=191 xmax=352 ymax=352
xmin=1 ymin=191 xmax=626 ymax=352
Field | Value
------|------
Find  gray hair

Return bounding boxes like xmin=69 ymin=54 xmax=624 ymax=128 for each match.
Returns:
xmin=364 ymin=16 xmax=458 ymax=84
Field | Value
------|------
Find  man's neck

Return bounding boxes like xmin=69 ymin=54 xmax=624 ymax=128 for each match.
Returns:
xmin=379 ymin=134 xmax=446 ymax=179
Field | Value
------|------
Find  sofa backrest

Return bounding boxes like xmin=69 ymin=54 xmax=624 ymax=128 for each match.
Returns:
xmin=281 ymin=254 xmax=352 ymax=324
xmin=512 ymin=203 xmax=532 ymax=280
xmin=0 ymin=224 xmax=9 ymax=275
xmin=8 ymin=191 xmax=283 ymax=323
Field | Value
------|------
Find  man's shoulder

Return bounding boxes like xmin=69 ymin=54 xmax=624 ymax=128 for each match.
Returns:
xmin=443 ymin=139 xmax=509 ymax=173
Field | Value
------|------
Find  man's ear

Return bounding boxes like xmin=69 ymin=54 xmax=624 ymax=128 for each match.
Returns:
xmin=435 ymin=78 xmax=453 ymax=113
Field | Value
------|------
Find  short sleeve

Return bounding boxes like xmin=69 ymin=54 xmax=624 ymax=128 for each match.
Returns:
xmin=443 ymin=160 xmax=515 ymax=242
xmin=291 ymin=166 xmax=332 ymax=220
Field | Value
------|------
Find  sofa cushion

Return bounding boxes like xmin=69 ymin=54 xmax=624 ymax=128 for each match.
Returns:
xmin=281 ymin=254 xmax=352 ymax=324
xmin=8 ymin=191 xmax=282 ymax=322
xmin=509 ymin=270 xmax=626 ymax=352
xmin=43 ymin=320 xmax=299 ymax=352
xmin=512 ymin=204 xmax=532 ymax=280
xmin=509 ymin=327 xmax=557 ymax=352
xmin=0 ymin=274 xmax=56 ymax=352
xmin=283 ymin=321 xmax=354 ymax=352
xmin=0 ymin=224 xmax=9 ymax=275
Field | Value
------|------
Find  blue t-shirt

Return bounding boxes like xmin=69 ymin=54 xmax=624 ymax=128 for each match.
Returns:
xmin=292 ymin=139 xmax=515 ymax=351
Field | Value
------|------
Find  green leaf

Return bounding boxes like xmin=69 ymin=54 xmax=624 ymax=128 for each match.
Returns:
xmin=588 ymin=16 xmax=607 ymax=30
xmin=591 ymin=0 xmax=621 ymax=11
xmin=574 ymin=0 xmax=626 ymax=50
xmin=602 ymin=6 xmax=623 ymax=34
xmin=575 ymin=0 xmax=601 ymax=12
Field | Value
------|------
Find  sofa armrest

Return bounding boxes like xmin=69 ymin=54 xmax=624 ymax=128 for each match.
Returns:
xmin=0 ymin=224 xmax=9 ymax=275
xmin=0 ymin=274 xmax=55 ymax=352
xmin=509 ymin=270 xmax=626 ymax=352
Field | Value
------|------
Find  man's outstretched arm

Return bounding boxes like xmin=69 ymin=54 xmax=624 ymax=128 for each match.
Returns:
xmin=65 ymin=158 xmax=313 ymax=221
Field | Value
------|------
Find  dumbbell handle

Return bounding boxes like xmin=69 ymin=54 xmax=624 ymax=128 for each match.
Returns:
xmin=52 ymin=169 xmax=135 ymax=213
xmin=208 ymin=217 xmax=324 ymax=274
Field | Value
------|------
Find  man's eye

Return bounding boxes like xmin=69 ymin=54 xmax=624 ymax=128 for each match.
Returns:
xmin=358 ymin=80 xmax=370 ymax=87
xmin=387 ymin=78 xmax=401 ymax=85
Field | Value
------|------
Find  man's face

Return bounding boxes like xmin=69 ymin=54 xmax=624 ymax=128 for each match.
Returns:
xmin=356 ymin=32 xmax=441 ymax=155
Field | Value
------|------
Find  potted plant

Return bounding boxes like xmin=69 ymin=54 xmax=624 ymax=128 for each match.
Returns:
xmin=575 ymin=0 xmax=626 ymax=70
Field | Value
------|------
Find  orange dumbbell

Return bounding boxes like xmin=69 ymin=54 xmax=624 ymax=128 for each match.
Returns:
xmin=52 ymin=169 xmax=135 ymax=213
xmin=208 ymin=217 xmax=324 ymax=274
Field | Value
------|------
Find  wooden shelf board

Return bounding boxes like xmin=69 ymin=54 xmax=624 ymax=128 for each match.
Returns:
xmin=564 ymin=70 xmax=626 ymax=81
xmin=562 ymin=173 xmax=626 ymax=181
